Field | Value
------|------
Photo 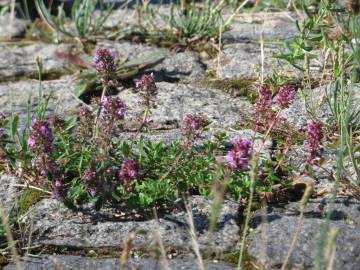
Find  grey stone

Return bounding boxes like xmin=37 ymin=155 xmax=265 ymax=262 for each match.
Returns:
xmin=0 ymin=43 xmax=73 ymax=80
xmin=282 ymin=83 xmax=360 ymax=130
xmin=4 ymin=255 xmax=236 ymax=270
xmin=0 ymin=78 xmax=81 ymax=127
xmin=0 ymin=14 xmax=28 ymax=39
xmin=0 ymin=174 xmax=21 ymax=212
xmin=248 ymin=197 xmax=360 ymax=270
xmin=25 ymin=196 xmax=240 ymax=255
xmin=118 ymin=82 xmax=253 ymax=140
xmin=96 ymin=41 xmax=205 ymax=81
xmin=208 ymin=43 xmax=296 ymax=80
xmin=223 ymin=12 xmax=299 ymax=42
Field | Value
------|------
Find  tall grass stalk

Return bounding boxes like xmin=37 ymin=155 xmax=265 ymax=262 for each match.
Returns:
xmin=280 ymin=181 xmax=314 ymax=270
xmin=153 ymin=209 xmax=171 ymax=270
xmin=185 ymin=199 xmax=206 ymax=270
xmin=0 ymin=202 xmax=21 ymax=270
xmin=237 ymin=154 xmax=258 ymax=270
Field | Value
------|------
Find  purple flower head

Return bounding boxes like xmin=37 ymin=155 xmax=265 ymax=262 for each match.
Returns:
xmin=255 ymin=85 xmax=275 ymax=127
xmin=306 ymin=121 xmax=323 ymax=165
xmin=274 ymin=85 xmax=296 ymax=109
xmin=101 ymin=96 xmax=127 ymax=121
xmin=135 ymin=73 xmax=156 ymax=93
xmin=51 ymin=180 xmax=66 ymax=202
xmin=79 ymin=106 xmax=92 ymax=119
xmin=135 ymin=73 xmax=158 ymax=107
xmin=93 ymin=48 xmax=117 ymax=74
xmin=0 ymin=113 xmax=6 ymax=122
xmin=119 ymin=159 xmax=139 ymax=192
xmin=226 ymin=136 xmax=252 ymax=171
xmin=82 ymin=168 xmax=97 ymax=183
xmin=28 ymin=119 xmax=54 ymax=154
xmin=181 ymin=113 xmax=209 ymax=146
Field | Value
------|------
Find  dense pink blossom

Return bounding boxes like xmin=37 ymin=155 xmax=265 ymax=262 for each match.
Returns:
xmin=226 ymin=137 xmax=252 ymax=171
xmin=119 ymin=160 xmax=139 ymax=192
xmin=306 ymin=121 xmax=323 ymax=164
xmin=28 ymin=119 xmax=66 ymax=200
xmin=181 ymin=113 xmax=208 ymax=146
xmin=135 ymin=73 xmax=157 ymax=107
xmin=255 ymin=85 xmax=275 ymax=127
xmin=28 ymin=119 xmax=54 ymax=155
xmin=93 ymin=48 xmax=116 ymax=74
xmin=274 ymin=85 xmax=296 ymax=109
xmin=101 ymin=96 xmax=127 ymax=121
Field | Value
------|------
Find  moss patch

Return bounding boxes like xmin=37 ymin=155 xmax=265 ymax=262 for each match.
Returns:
xmin=18 ymin=189 xmax=45 ymax=216
xmin=26 ymin=19 xmax=55 ymax=43
xmin=198 ymin=78 xmax=258 ymax=102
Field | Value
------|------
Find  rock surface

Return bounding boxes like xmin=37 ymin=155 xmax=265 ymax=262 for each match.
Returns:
xmin=0 ymin=78 xmax=81 ymax=126
xmin=25 ymin=196 xmax=240 ymax=255
xmin=96 ymin=41 xmax=205 ymax=81
xmin=4 ymin=255 xmax=236 ymax=270
xmin=248 ymin=197 xmax=360 ymax=270
xmin=282 ymin=83 xmax=360 ymax=129
xmin=0 ymin=14 xmax=28 ymax=39
xmin=0 ymin=43 xmax=73 ymax=80
xmin=209 ymin=43 xmax=296 ymax=80
xmin=223 ymin=12 xmax=299 ymax=42
xmin=0 ymin=174 xmax=21 ymax=212
xmin=119 ymin=82 xmax=253 ymax=139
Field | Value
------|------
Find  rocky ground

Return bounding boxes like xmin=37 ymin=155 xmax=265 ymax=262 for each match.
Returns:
xmin=0 ymin=2 xmax=359 ymax=270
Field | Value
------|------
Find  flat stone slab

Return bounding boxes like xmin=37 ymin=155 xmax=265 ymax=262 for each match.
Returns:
xmin=0 ymin=174 xmax=21 ymax=212
xmin=223 ymin=12 xmax=299 ymax=42
xmin=0 ymin=14 xmax=28 ymax=40
xmin=209 ymin=43 xmax=296 ymax=80
xmin=248 ymin=197 xmax=360 ymax=270
xmin=119 ymin=82 xmax=253 ymax=138
xmin=0 ymin=78 xmax=81 ymax=126
xmin=25 ymin=196 xmax=240 ymax=255
xmin=4 ymin=255 xmax=236 ymax=270
xmin=282 ymin=83 xmax=360 ymax=129
xmin=0 ymin=43 xmax=72 ymax=80
xmin=96 ymin=41 xmax=205 ymax=81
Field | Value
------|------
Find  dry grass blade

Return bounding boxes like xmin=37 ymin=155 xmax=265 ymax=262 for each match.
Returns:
xmin=184 ymin=199 xmax=206 ymax=270
xmin=325 ymin=228 xmax=338 ymax=270
xmin=0 ymin=201 xmax=21 ymax=270
xmin=120 ymin=232 xmax=135 ymax=268
xmin=153 ymin=208 xmax=171 ymax=270
xmin=280 ymin=181 xmax=314 ymax=270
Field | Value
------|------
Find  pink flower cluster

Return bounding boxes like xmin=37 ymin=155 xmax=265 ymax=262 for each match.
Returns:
xmin=27 ymin=119 xmax=66 ymax=200
xmin=119 ymin=160 xmax=139 ymax=192
xmin=226 ymin=137 xmax=252 ymax=171
xmin=98 ymin=96 xmax=127 ymax=141
xmin=255 ymin=84 xmax=296 ymax=129
xmin=274 ymin=85 xmax=297 ymax=109
xmin=306 ymin=121 xmax=323 ymax=165
xmin=93 ymin=48 xmax=116 ymax=74
xmin=135 ymin=73 xmax=157 ymax=108
xmin=181 ymin=113 xmax=208 ymax=146
xmin=28 ymin=119 xmax=54 ymax=156
xmin=101 ymin=96 xmax=127 ymax=121
xmin=0 ymin=113 xmax=7 ymax=140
